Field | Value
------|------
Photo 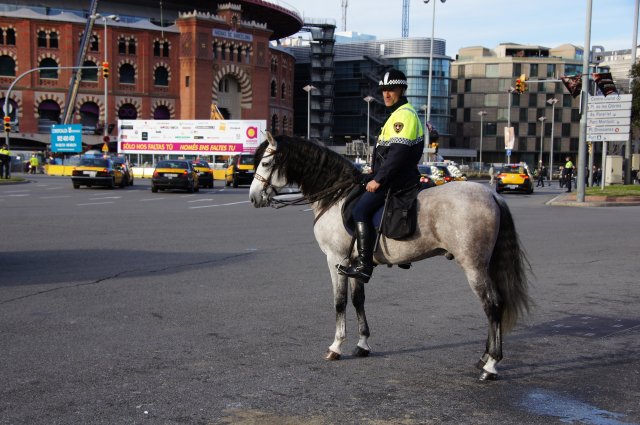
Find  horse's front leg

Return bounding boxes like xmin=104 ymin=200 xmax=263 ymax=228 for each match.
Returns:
xmin=325 ymin=256 xmax=349 ymax=360
xmin=350 ymin=278 xmax=371 ymax=357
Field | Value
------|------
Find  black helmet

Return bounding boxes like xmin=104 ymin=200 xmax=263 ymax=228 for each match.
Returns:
xmin=379 ymin=69 xmax=408 ymax=90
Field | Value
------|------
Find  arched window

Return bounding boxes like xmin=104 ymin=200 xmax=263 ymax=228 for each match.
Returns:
xmin=5 ymin=28 xmax=16 ymax=45
xmin=118 ymin=103 xmax=137 ymax=120
xmin=118 ymin=37 xmax=126 ymax=54
xmin=0 ymin=98 xmax=18 ymax=122
xmin=162 ymin=41 xmax=169 ymax=57
xmin=154 ymin=66 xmax=169 ymax=86
xmin=128 ymin=39 xmax=136 ymax=55
xmin=0 ymin=30 xmax=4 ymax=45
xmin=81 ymin=60 xmax=98 ymax=81
xmin=39 ymin=57 xmax=58 ymax=79
xmin=153 ymin=41 xmax=160 ymax=57
xmin=0 ymin=55 xmax=16 ymax=76
xmin=282 ymin=116 xmax=288 ymax=134
xmin=220 ymin=44 xmax=226 ymax=60
xmin=119 ymin=63 xmax=135 ymax=84
xmin=271 ymin=114 xmax=278 ymax=135
xmin=79 ymin=102 xmax=100 ymax=130
xmin=281 ymin=83 xmax=286 ymax=100
xmin=270 ymin=80 xmax=276 ymax=97
xmin=90 ymin=34 xmax=99 ymax=52
xmin=38 ymin=99 xmax=61 ymax=124
xmin=153 ymin=105 xmax=171 ymax=119
xmin=37 ymin=31 xmax=47 ymax=48
xmin=49 ymin=31 xmax=58 ymax=49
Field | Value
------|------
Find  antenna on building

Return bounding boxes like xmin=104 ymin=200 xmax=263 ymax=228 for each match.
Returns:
xmin=341 ymin=0 xmax=348 ymax=32
xmin=160 ymin=0 xmax=164 ymax=38
xmin=402 ymin=0 xmax=409 ymax=37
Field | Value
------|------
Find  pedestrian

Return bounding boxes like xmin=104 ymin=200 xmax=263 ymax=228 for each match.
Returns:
xmin=594 ymin=167 xmax=602 ymax=186
xmin=0 ymin=144 xmax=10 ymax=178
xmin=535 ymin=161 xmax=546 ymax=187
xmin=564 ymin=156 xmax=575 ymax=192
xmin=559 ymin=166 xmax=565 ymax=188
xmin=337 ymin=69 xmax=424 ymax=283
xmin=29 ymin=154 xmax=40 ymax=174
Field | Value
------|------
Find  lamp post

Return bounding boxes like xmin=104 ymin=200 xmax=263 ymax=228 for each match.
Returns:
xmin=506 ymin=86 xmax=515 ymax=164
xmin=364 ymin=95 xmax=374 ymax=161
xmin=92 ymin=13 xmax=119 ymax=140
xmin=477 ymin=111 xmax=487 ymax=171
xmin=303 ymin=84 xmax=316 ymax=140
xmin=546 ymin=98 xmax=558 ymax=181
xmin=423 ymin=0 xmax=446 ymax=124
xmin=538 ymin=116 xmax=546 ymax=166
xmin=420 ymin=104 xmax=428 ymax=162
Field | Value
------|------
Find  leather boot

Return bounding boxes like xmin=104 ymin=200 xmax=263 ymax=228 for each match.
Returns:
xmin=337 ymin=222 xmax=374 ymax=283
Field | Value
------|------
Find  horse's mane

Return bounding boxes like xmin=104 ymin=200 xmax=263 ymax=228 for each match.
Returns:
xmin=254 ymin=135 xmax=361 ymax=212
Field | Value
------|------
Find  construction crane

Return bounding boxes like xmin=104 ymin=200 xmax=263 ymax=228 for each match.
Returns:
xmin=341 ymin=0 xmax=348 ymax=32
xmin=210 ymin=103 xmax=225 ymax=120
xmin=402 ymin=0 xmax=409 ymax=37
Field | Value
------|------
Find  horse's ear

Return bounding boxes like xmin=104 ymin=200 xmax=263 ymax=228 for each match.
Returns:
xmin=265 ymin=131 xmax=276 ymax=147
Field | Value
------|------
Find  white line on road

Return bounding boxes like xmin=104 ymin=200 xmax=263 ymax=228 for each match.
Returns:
xmin=40 ymin=195 xmax=73 ymax=199
xmin=77 ymin=202 xmax=115 ymax=206
xmin=189 ymin=200 xmax=250 ymax=209
xmin=187 ymin=198 xmax=214 ymax=203
xmin=89 ymin=196 xmax=121 ymax=200
xmin=140 ymin=198 xmax=166 ymax=201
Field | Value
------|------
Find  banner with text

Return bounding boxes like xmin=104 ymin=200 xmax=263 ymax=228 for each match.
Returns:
xmin=117 ymin=119 xmax=266 ymax=155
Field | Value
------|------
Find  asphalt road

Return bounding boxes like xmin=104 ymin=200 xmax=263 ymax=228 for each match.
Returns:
xmin=1 ymin=175 xmax=639 ymax=425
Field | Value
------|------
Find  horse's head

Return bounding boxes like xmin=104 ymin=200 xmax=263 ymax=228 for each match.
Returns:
xmin=249 ymin=132 xmax=288 ymax=208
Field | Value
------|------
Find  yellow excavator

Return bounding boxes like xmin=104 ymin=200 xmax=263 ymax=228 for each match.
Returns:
xmin=210 ymin=104 xmax=225 ymax=120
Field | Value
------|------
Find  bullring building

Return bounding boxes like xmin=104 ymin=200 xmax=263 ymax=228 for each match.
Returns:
xmin=0 ymin=0 xmax=302 ymax=151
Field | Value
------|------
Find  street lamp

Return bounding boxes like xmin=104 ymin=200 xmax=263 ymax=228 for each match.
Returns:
xmin=420 ymin=104 xmax=428 ymax=162
xmin=302 ymin=84 xmax=316 ymax=140
xmin=506 ymin=86 xmax=515 ymax=164
xmin=546 ymin=98 xmax=558 ymax=181
xmin=538 ymin=116 xmax=546 ymax=166
xmin=92 ymin=13 xmax=119 ymax=139
xmin=423 ymin=0 xmax=446 ymax=124
xmin=364 ymin=95 xmax=374 ymax=160
xmin=477 ymin=111 xmax=487 ymax=170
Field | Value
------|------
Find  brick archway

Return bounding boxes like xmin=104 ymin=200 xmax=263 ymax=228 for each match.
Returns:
xmin=211 ymin=64 xmax=252 ymax=109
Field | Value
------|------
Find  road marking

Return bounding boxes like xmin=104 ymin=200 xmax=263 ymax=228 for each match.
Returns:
xmin=140 ymin=198 xmax=166 ymax=201
xmin=89 ymin=196 xmax=121 ymax=200
xmin=40 ymin=195 xmax=73 ymax=199
xmin=77 ymin=201 xmax=115 ymax=206
xmin=187 ymin=198 xmax=214 ymax=203
xmin=189 ymin=200 xmax=250 ymax=209
xmin=8 ymin=194 xmax=30 ymax=197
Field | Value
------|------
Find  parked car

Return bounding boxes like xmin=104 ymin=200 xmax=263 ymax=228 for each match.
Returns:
xmin=418 ymin=164 xmax=445 ymax=186
xmin=151 ymin=160 xmax=199 ymax=193
xmin=496 ymin=163 xmax=534 ymax=194
xmin=112 ymin=156 xmax=134 ymax=186
xmin=71 ymin=157 xmax=127 ymax=189
xmin=192 ymin=160 xmax=214 ymax=188
xmin=225 ymin=153 xmax=254 ymax=188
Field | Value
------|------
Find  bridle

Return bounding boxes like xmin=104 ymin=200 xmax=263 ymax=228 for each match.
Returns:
xmin=253 ymin=146 xmax=289 ymax=206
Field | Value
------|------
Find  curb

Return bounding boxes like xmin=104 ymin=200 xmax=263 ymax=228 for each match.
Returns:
xmin=546 ymin=193 xmax=640 ymax=207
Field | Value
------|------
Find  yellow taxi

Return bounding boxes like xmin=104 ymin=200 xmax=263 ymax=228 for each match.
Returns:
xmin=496 ymin=163 xmax=534 ymax=194
xmin=71 ymin=156 xmax=127 ymax=189
xmin=225 ymin=153 xmax=255 ymax=188
xmin=192 ymin=160 xmax=214 ymax=188
xmin=152 ymin=159 xmax=199 ymax=193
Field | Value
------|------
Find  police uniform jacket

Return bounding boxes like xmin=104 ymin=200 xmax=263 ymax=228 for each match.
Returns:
xmin=371 ymin=98 xmax=424 ymax=190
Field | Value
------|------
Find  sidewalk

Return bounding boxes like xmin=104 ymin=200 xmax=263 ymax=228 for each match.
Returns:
xmin=547 ymin=191 xmax=640 ymax=207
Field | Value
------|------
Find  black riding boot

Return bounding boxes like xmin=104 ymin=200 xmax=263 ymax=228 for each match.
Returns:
xmin=337 ymin=222 xmax=375 ymax=283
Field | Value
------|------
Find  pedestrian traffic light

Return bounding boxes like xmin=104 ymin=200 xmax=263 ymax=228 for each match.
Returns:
xmin=3 ymin=116 xmax=10 ymax=133
xmin=102 ymin=62 xmax=109 ymax=79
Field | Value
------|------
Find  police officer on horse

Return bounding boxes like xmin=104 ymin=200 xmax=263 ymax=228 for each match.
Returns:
xmin=337 ymin=69 xmax=425 ymax=283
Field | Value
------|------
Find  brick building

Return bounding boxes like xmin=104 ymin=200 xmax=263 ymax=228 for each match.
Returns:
xmin=0 ymin=0 xmax=302 ymax=151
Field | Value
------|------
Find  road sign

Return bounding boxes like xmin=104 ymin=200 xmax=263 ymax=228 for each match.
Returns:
xmin=586 ymin=133 xmax=630 ymax=142
xmin=51 ymin=124 xmax=82 ymax=153
xmin=587 ymin=109 xmax=631 ymax=119
xmin=587 ymin=94 xmax=632 ymax=103
xmin=587 ymin=118 xmax=630 ymax=126
xmin=507 ymin=149 xmax=512 ymax=156
xmin=587 ymin=125 xmax=630 ymax=134
xmin=587 ymin=101 xmax=632 ymax=111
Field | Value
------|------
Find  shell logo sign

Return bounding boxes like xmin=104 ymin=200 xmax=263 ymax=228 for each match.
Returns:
xmin=246 ymin=126 xmax=258 ymax=139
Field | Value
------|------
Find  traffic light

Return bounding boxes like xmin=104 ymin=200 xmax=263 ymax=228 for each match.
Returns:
xmin=519 ymin=73 xmax=528 ymax=93
xmin=102 ymin=62 xmax=109 ymax=79
xmin=588 ymin=142 xmax=593 ymax=154
xmin=431 ymin=142 xmax=439 ymax=153
xmin=3 ymin=116 xmax=10 ymax=133
xmin=515 ymin=79 xmax=522 ymax=94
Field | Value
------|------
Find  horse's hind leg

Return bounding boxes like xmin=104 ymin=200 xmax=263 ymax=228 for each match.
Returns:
xmin=465 ymin=266 xmax=503 ymax=381
xmin=325 ymin=257 xmax=349 ymax=360
xmin=350 ymin=278 xmax=371 ymax=357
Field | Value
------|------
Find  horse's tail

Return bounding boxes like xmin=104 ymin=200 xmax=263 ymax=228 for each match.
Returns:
xmin=489 ymin=193 xmax=532 ymax=332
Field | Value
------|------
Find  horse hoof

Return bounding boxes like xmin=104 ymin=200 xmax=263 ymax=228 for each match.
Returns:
xmin=478 ymin=370 xmax=498 ymax=381
xmin=475 ymin=359 xmax=487 ymax=370
xmin=352 ymin=346 xmax=370 ymax=357
xmin=324 ymin=350 xmax=341 ymax=361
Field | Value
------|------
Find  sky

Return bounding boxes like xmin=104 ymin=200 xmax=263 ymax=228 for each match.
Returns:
xmin=285 ymin=0 xmax=638 ymax=56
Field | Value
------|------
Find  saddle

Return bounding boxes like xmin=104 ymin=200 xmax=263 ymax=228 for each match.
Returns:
xmin=341 ymin=184 xmax=423 ymax=239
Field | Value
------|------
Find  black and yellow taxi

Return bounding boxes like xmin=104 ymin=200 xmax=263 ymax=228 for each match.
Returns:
xmin=225 ymin=153 xmax=255 ymax=188
xmin=151 ymin=159 xmax=199 ymax=193
xmin=71 ymin=156 xmax=127 ymax=189
xmin=496 ymin=163 xmax=534 ymax=194
xmin=192 ymin=160 xmax=214 ymax=188
xmin=112 ymin=156 xmax=134 ymax=186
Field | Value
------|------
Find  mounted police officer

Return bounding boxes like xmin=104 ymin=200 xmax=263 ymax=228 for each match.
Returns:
xmin=337 ymin=69 xmax=424 ymax=283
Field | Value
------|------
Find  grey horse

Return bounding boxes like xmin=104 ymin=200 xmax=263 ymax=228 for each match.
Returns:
xmin=249 ymin=134 xmax=531 ymax=380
